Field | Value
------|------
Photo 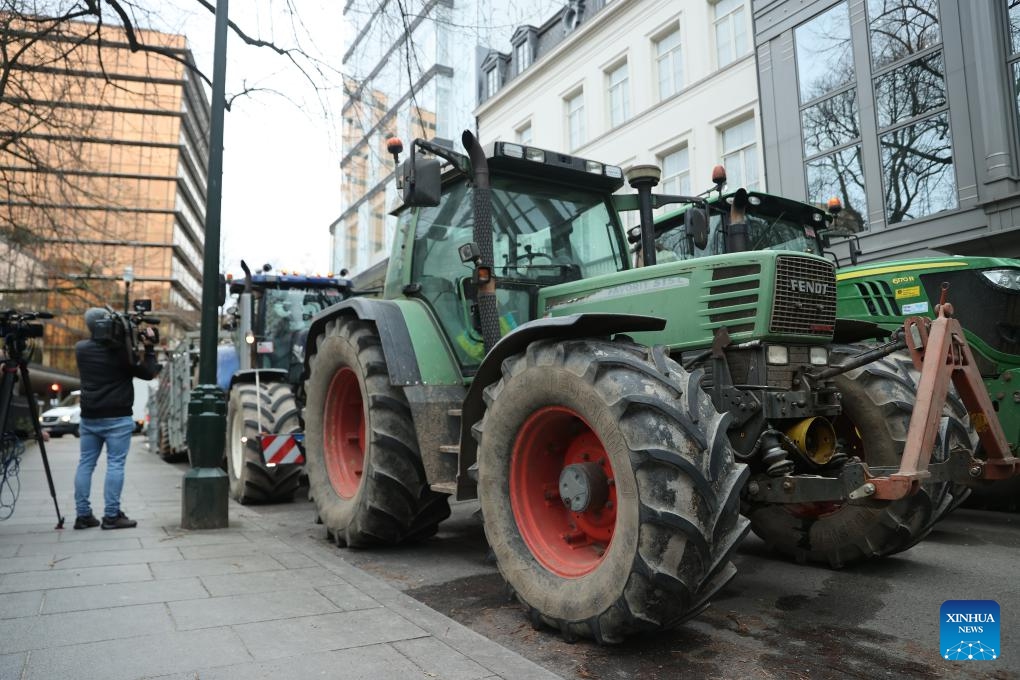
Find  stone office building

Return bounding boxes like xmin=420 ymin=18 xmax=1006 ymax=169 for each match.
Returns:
xmin=754 ymin=0 xmax=1020 ymax=262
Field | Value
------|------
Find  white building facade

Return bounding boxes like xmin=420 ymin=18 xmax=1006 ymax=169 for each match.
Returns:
xmin=476 ymin=0 xmax=762 ymax=222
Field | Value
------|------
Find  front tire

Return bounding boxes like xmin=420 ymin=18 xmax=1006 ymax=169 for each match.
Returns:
xmin=225 ymin=382 xmax=303 ymax=504
xmin=476 ymin=339 xmax=748 ymax=644
xmin=304 ymin=316 xmax=450 ymax=547
xmin=745 ymin=349 xmax=973 ymax=567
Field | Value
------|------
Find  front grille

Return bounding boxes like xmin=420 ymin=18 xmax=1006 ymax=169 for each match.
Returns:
xmin=771 ymin=256 xmax=836 ymax=336
xmin=708 ymin=264 xmax=761 ymax=334
xmin=42 ymin=416 xmax=58 ymax=424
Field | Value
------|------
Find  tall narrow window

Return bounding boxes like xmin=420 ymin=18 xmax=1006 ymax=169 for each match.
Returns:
xmin=796 ymin=2 xmax=867 ymax=231
xmin=516 ymin=122 xmax=532 ymax=145
xmin=486 ymin=67 xmax=499 ymax=98
xmin=868 ymin=0 xmax=956 ymax=224
xmin=655 ymin=27 xmax=683 ymax=101
xmin=566 ymin=90 xmax=585 ymax=149
xmin=607 ymin=62 xmax=630 ymax=128
xmin=721 ymin=118 xmax=759 ymax=191
xmin=1010 ymin=2 xmax=1020 ymax=140
xmin=660 ymin=147 xmax=690 ymax=196
xmin=515 ymin=41 xmax=532 ymax=74
xmin=714 ymin=0 xmax=749 ymax=68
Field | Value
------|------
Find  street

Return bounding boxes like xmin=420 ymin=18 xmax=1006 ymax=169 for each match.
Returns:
xmin=253 ymin=489 xmax=1020 ymax=680
xmin=9 ymin=437 xmax=1018 ymax=679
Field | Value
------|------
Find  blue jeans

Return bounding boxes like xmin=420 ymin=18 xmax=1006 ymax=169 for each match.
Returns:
xmin=74 ymin=416 xmax=135 ymax=518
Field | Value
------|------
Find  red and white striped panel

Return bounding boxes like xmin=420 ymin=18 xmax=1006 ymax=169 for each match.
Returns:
xmin=260 ymin=433 xmax=305 ymax=465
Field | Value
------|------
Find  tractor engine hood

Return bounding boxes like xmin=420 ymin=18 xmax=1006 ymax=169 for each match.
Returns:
xmin=539 ymin=251 xmax=836 ymax=352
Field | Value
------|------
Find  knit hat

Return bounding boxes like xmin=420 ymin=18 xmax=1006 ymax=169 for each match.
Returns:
xmin=84 ymin=308 xmax=107 ymax=334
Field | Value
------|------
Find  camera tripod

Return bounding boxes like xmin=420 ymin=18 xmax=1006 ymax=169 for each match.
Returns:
xmin=0 ymin=310 xmax=65 ymax=529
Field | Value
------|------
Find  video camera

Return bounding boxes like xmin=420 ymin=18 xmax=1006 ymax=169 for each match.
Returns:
xmin=91 ymin=300 xmax=160 ymax=354
xmin=0 ymin=310 xmax=52 ymax=361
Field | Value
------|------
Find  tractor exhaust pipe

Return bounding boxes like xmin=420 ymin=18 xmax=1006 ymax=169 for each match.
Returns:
xmin=462 ymin=130 xmax=501 ymax=355
xmin=726 ymin=188 xmax=750 ymax=253
xmin=626 ymin=165 xmax=662 ymax=267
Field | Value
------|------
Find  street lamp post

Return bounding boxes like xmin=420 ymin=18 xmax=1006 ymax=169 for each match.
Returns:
xmin=122 ymin=266 xmax=134 ymax=312
xmin=181 ymin=0 xmax=230 ymax=529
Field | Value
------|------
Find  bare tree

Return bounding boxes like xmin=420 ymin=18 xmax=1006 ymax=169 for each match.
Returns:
xmin=0 ymin=0 xmax=343 ymax=371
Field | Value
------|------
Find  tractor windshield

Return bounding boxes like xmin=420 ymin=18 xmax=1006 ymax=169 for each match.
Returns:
xmin=261 ymin=288 xmax=341 ymax=370
xmin=410 ymin=175 xmax=627 ymax=365
xmin=411 ymin=177 xmax=626 ymax=284
xmin=655 ymin=195 xmax=825 ymax=261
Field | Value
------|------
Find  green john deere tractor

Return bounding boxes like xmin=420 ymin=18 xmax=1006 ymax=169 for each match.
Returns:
xmin=834 ymin=256 xmax=1020 ymax=509
xmin=299 ymin=133 xmax=1009 ymax=644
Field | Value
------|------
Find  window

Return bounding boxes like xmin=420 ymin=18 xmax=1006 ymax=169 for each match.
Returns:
xmin=660 ymin=146 xmax=690 ymax=196
xmin=656 ymin=27 xmax=683 ymax=100
xmin=516 ymin=122 xmax=532 ymax=145
xmin=1010 ymin=1 xmax=1020 ymax=141
xmin=410 ymin=176 xmax=627 ymax=365
xmin=607 ymin=61 xmax=630 ymax=128
xmin=515 ymin=41 xmax=532 ymax=74
xmin=867 ymin=0 xmax=956 ymax=224
xmin=721 ymin=118 xmax=759 ymax=191
xmin=796 ymin=2 xmax=866 ymax=231
xmin=714 ymin=0 xmax=749 ymax=68
xmin=486 ymin=67 xmax=499 ymax=98
xmin=566 ymin=90 xmax=585 ymax=149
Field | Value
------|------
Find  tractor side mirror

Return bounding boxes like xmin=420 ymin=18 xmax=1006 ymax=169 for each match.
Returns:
xmin=400 ymin=157 xmax=441 ymax=207
xmin=685 ymin=207 xmax=710 ymax=250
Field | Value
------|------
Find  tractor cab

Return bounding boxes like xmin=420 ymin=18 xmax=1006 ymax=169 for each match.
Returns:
xmin=226 ymin=267 xmax=351 ymax=380
xmin=388 ymin=139 xmax=631 ymax=366
xmin=652 ymin=187 xmax=831 ymax=261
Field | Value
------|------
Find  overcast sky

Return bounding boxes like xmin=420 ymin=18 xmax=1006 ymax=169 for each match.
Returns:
xmin=152 ymin=1 xmax=345 ymax=279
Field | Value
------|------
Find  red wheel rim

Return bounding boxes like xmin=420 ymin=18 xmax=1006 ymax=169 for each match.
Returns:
xmin=510 ymin=406 xmax=617 ymax=578
xmin=324 ymin=367 xmax=365 ymax=498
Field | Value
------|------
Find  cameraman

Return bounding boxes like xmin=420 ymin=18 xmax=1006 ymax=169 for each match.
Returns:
xmin=73 ymin=308 xmax=160 ymax=530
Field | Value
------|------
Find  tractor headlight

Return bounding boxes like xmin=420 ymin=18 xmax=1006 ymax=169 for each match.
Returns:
xmin=585 ymin=160 xmax=603 ymax=174
xmin=809 ymin=346 xmax=828 ymax=366
xmin=503 ymin=143 xmax=524 ymax=159
xmin=525 ymin=147 xmax=545 ymax=163
xmin=980 ymin=269 xmax=1020 ymax=292
xmin=766 ymin=345 xmax=789 ymax=365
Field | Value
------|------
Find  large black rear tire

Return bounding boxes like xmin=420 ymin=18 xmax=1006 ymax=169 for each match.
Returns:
xmin=476 ymin=338 xmax=748 ymax=644
xmin=225 ymin=382 xmax=303 ymax=504
xmin=745 ymin=349 xmax=973 ymax=567
xmin=304 ymin=316 xmax=450 ymax=547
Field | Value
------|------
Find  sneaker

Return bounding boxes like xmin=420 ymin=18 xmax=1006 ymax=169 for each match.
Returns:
xmin=101 ymin=511 xmax=137 ymax=530
xmin=73 ymin=514 xmax=100 ymax=530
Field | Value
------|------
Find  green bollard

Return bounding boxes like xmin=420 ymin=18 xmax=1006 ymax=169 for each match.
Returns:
xmin=181 ymin=384 xmax=229 ymax=529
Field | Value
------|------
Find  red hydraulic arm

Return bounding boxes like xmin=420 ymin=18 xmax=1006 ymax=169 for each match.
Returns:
xmin=868 ymin=284 xmax=1019 ymax=500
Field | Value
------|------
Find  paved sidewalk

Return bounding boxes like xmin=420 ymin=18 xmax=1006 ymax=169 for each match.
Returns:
xmin=0 ymin=437 xmax=562 ymax=680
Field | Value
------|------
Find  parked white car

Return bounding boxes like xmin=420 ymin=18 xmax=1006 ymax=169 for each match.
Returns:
xmin=39 ymin=391 xmax=81 ymax=438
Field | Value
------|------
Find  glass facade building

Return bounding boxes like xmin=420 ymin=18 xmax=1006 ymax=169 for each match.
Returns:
xmin=0 ymin=19 xmax=210 ymax=373
xmin=756 ymin=0 xmax=1020 ymax=260
xmin=333 ymin=0 xmax=559 ymax=276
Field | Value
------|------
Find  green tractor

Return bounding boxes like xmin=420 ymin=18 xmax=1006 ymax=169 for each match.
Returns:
xmin=834 ymin=255 xmax=1020 ymax=510
xmin=300 ymin=133 xmax=1014 ymax=644
xmin=651 ymin=183 xmax=1020 ymax=510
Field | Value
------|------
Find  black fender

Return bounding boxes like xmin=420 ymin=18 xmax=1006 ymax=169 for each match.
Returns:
xmin=228 ymin=369 xmax=288 ymax=394
xmin=458 ymin=312 xmax=666 ymax=496
xmin=303 ymin=297 xmax=422 ymax=385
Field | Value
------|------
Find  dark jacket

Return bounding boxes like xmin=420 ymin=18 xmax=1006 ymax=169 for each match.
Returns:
xmin=75 ymin=339 xmax=160 ymax=419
